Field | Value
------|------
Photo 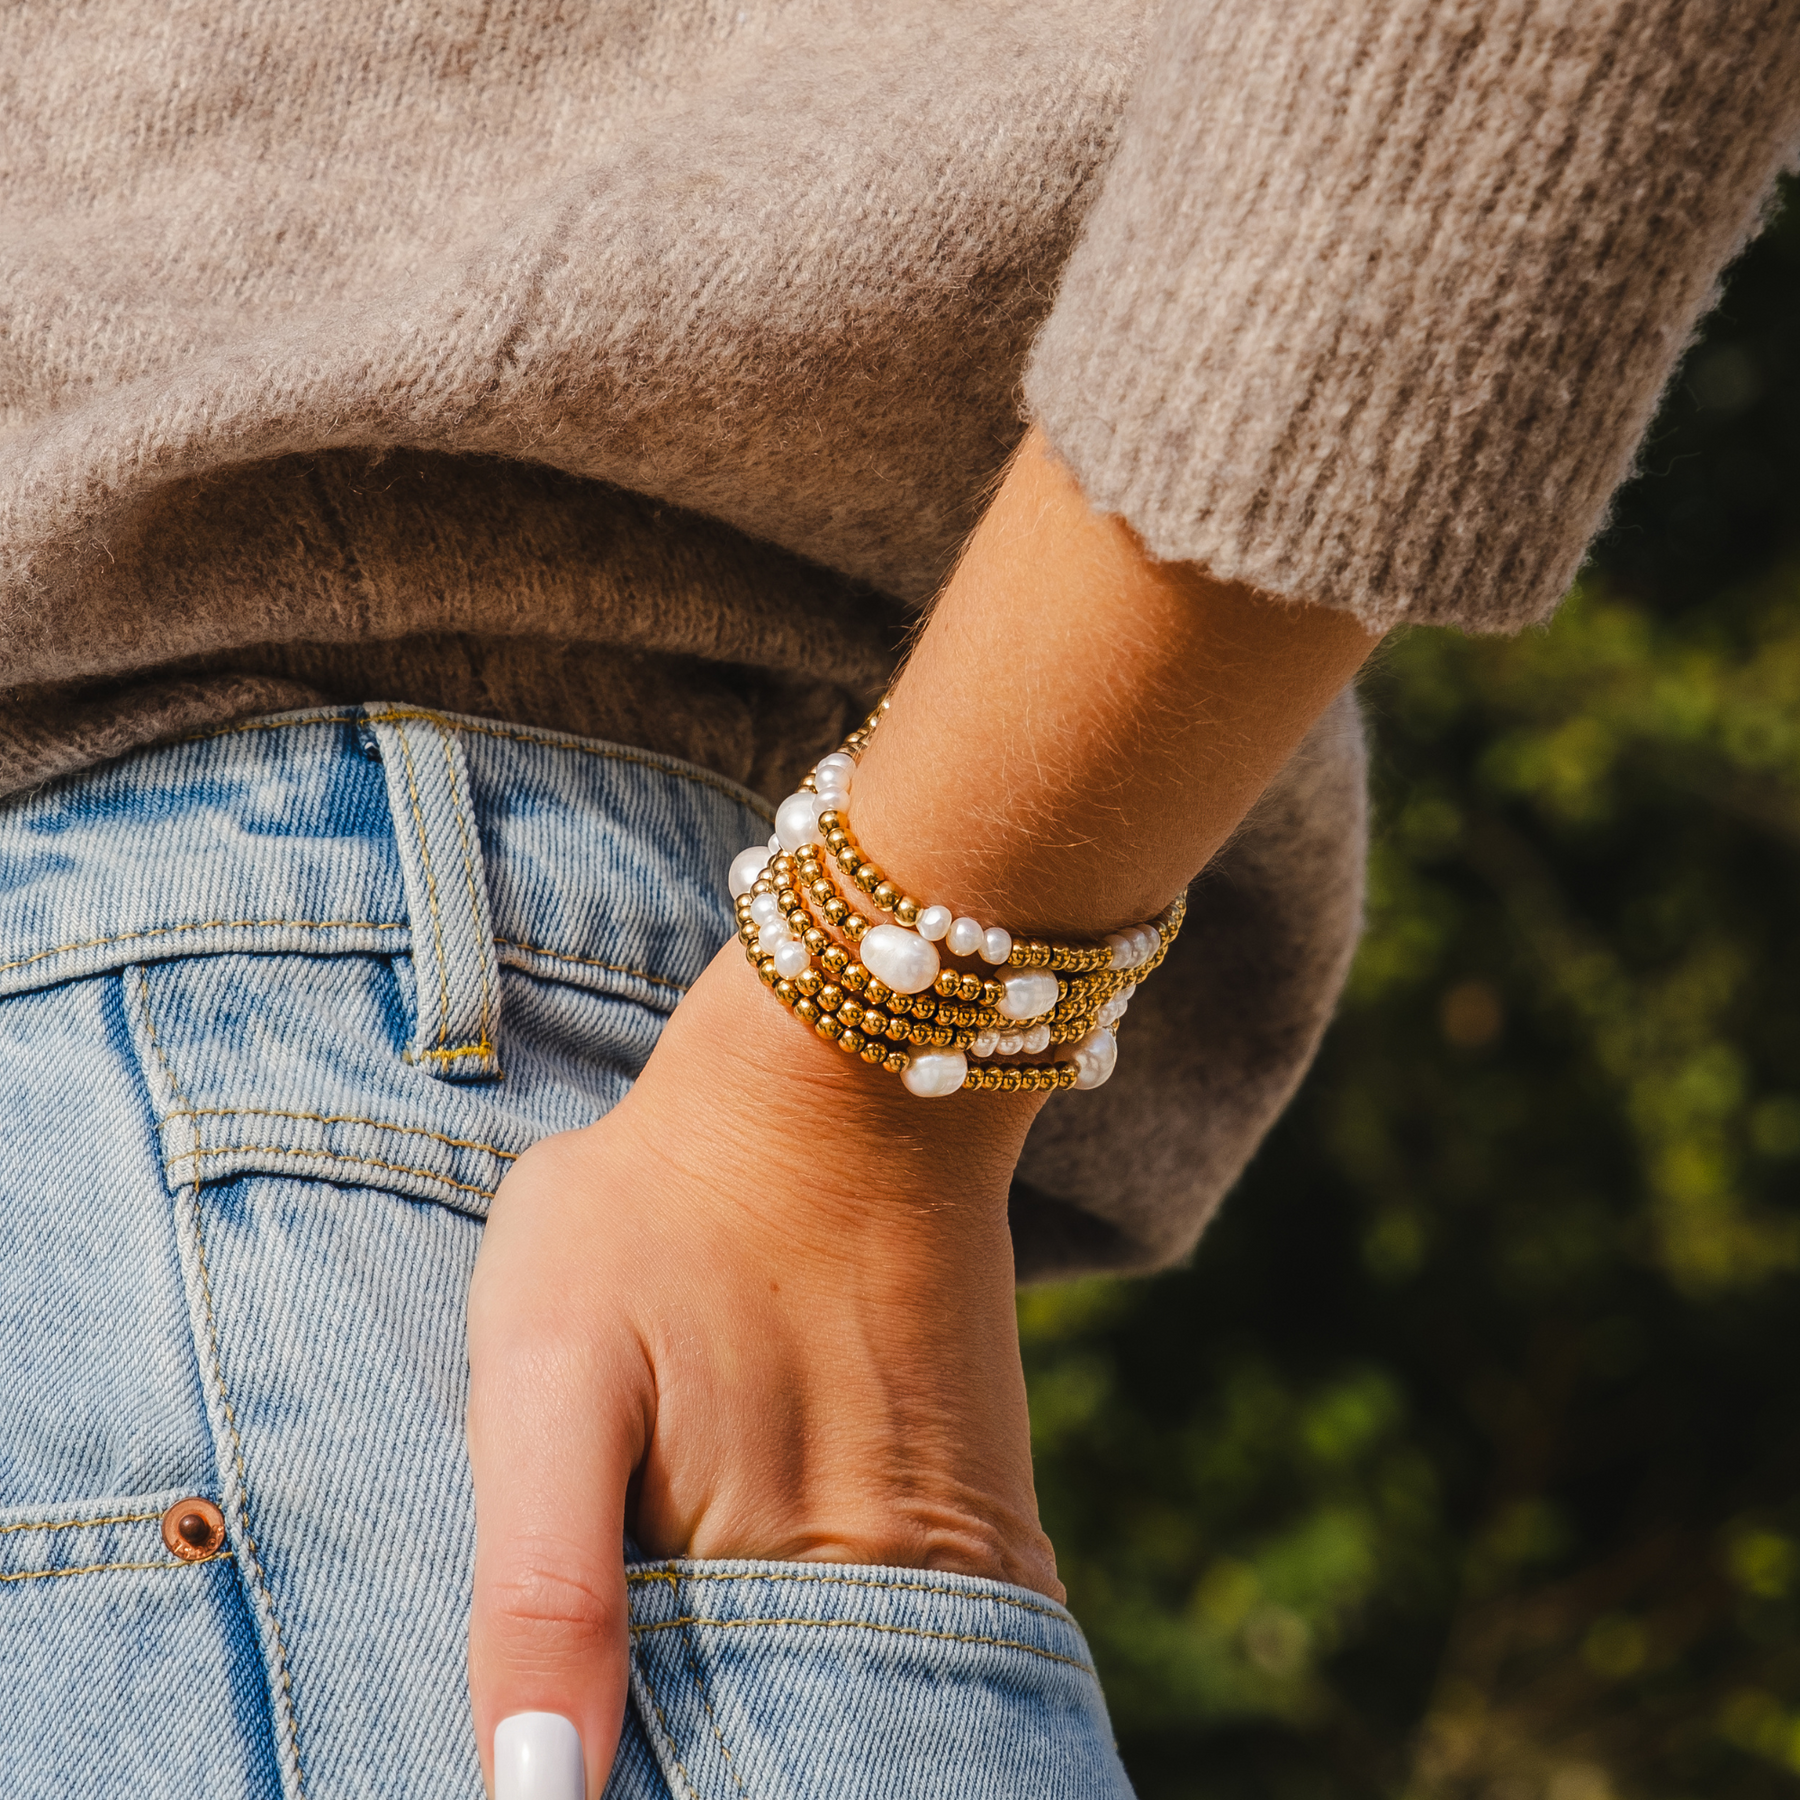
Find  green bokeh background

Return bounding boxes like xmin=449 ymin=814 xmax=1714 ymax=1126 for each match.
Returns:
xmin=1030 ymin=179 xmax=1800 ymax=1800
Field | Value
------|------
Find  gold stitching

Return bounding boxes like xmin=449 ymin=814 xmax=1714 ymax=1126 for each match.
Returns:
xmin=0 ymin=1552 xmax=233 ymax=1584
xmin=626 ymin=1566 xmax=1066 ymax=1622
xmin=0 ymin=1510 xmax=162 ymax=1536
xmin=390 ymin=720 xmax=452 ymax=1055
xmin=165 ymin=1142 xmax=498 ymax=1202
xmin=631 ymin=1615 xmax=1092 ymax=1674
xmin=185 ymin=709 xmax=776 ymax=821
xmin=495 ymin=939 xmax=687 ymax=994
xmin=411 ymin=1041 xmax=497 ymax=1063
xmin=161 ymin=1109 xmax=518 ymax=1162
xmin=136 ymin=970 xmax=309 ymax=1798
xmin=438 ymin=723 xmax=496 ymax=1065
xmin=630 ymin=1655 xmax=704 ymax=1800
xmin=668 ymin=1572 xmax=747 ymax=1795
xmin=0 ymin=918 xmax=403 ymax=979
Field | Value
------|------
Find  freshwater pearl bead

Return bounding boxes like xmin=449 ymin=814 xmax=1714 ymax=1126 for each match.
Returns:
xmin=755 ymin=927 xmax=789 ymax=959
xmin=980 ymin=926 xmax=1012 ymax=966
xmin=1097 ymin=995 xmax=1126 ymax=1027
xmin=729 ymin=846 xmax=770 ymax=898
xmin=811 ymin=789 xmax=846 ymax=816
xmin=902 ymin=1050 xmax=968 ymax=1098
xmin=776 ymin=792 xmax=824 ymax=851
xmin=859 ymin=924 xmax=941 ymax=995
xmin=768 ymin=834 xmax=782 ymax=854
xmin=771 ymin=938 xmax=811 ymax=980
xmin=971 ymin=1030 xmax=999 ymax=1057
xmin=1072 ymin=1027 xmax=1118 ymax=1090
xmin=997 ymin=968 xmax=1060 ymax=1020
xmin=1023 ymin=1024 xmax=1052 ymax=1054
xmin=996 ymin=1032 xmax=1024 ymax=1056
xmin=917 ymin=906 xmax=953 ymax=942
xmin=1106 ymin=932 xmax=1134 ymax=971
xmin=1132 ymin=925 xmax=1158 ymax=965
xmin=947 ymin=916 xmax=984 ymax=957
xmin=749 ymin=892 xmax=784 ymax=929
xmin=815 ymin=753 xmax=857 ymax=786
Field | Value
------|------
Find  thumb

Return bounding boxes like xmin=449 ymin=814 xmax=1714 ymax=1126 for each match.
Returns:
xmin=467 ymin=1273 xmax=649 ymax=1800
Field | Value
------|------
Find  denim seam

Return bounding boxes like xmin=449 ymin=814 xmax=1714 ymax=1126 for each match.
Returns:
xmin=631 ymin=1616 xmax=1094 ymax=1675
xmin=0 ymin=1552 xmax=233 ymax=1584
xmin=673 ymin=1574 xmax=748 ymax=1796
xmin=165 ymin=1143 xmax=499 ymax=1203
xmin=162 ymin=1108 xmax=519 ymax=1162
xmin=439 ymin=724 xmax=495 ymax=1059
xmin=391 ymin=719 xmax=454 ymax=1057
xmin=630 ymin=1655 xmax=704 ymax=1800
xmin=137 ymin=969 xmax=309 ymax=1800
xmin=188 ymin=709 xmax=777 ymax=820
xmin=0 ymin=1510 xmax=163 ymax=1535
xmin=495 ymin=939 xmax=687 ymax=995
xmin=626 ymin=1566 xmax=1067 ymax=1623
xmin=0 ymin=918 xmax=404 ymax=979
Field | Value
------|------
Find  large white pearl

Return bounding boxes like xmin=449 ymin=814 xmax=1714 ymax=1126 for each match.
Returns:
xmin=902 ymin=1050 xmax=968 ymax=1098
xmin=771 ymin=938 xmax=810 ymax=979
xmin=749 ymin=892 xmax=784 ymax=929
xmin=775 ymin=792 xmax=824 ymax=851
xmin=859 ymin=924 xmax=941 ymax=994
xmin=997 ymin=968 xmax=1059 ymax=1020
xmin=729 ymin=845 xmax=769 ymax=898
xmin=980 ymin=926 xmax=1012 ymax=965
xmin=947 ymin=915 xmax=984 ymax=957
xmin=1072 ymin=1027 xmax=1118 ymax=1089
xmin=917 ymin=905 xmax=953 ymax=942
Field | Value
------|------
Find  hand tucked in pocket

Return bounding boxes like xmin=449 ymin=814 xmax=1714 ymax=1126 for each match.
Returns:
xmin=465 ymin=940 xmax=1058 ymax=1798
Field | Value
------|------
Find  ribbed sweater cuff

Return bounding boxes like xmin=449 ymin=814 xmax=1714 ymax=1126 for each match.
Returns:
xmin=1026 ymin=0 xmax=1800 ymax=635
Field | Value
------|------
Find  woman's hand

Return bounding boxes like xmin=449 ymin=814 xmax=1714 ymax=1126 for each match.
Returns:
xmin=465 ymin=941 xmax=1057 ymax=1798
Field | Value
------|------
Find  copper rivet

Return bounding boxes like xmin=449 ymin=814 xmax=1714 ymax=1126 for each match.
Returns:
xmin=162 ymin=1496 xmax=227 ymax=1561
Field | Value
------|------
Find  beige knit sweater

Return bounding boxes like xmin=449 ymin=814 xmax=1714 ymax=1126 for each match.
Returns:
xmin=4 ymin=0 xmax=1796 ymax=1273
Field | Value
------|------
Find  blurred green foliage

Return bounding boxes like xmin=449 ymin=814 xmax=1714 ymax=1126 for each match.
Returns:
xmin=1025 ymin=179 xmax=1800 ymax=1799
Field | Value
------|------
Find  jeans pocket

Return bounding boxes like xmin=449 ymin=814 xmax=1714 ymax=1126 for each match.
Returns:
xmin=0 ymin=1491 xmax=282 ymax=1798
xmin=623 ymin=1559 xmax=1133 ymax=1799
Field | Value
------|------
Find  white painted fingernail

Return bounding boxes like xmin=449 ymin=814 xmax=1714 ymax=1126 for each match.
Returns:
xmin=495 ymin=1713 xmax=583 ymax=1800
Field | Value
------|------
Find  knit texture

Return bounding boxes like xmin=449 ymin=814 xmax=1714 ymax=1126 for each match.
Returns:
xmin=1028 ymin=0 xmax=1800 ymax=634
xmin=2 ymin=1 xmax=1794 ymax=1268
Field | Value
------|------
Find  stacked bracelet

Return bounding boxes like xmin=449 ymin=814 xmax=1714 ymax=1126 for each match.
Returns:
xmin=726 ymin=703 xmax=1183 ymax=1098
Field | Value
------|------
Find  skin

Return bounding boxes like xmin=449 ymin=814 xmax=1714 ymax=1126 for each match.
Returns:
xmin=466 ymin=429 xmax=1381 ymax=1795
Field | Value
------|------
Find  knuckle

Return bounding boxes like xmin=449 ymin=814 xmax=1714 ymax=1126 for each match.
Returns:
xmin=477 ymin=1556 xmax=621 ymax=1667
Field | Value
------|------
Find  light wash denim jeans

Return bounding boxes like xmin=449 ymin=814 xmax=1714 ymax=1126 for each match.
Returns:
xmin=0 ymin=706 xmax=1130 ymax=1800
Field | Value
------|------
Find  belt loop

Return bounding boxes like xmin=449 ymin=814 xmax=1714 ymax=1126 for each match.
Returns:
xmin=362 ymin=706 xmax=504 ymax=1082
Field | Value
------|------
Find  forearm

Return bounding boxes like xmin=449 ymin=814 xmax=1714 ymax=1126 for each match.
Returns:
xmin=852 ymin=428 xmax=1379 ymax=938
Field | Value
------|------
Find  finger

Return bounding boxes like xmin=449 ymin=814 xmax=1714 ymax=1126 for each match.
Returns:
xmin=467 ymin=1245 xmax=649 ymax=1800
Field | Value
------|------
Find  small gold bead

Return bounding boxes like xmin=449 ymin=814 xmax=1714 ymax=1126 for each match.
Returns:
xmin=841 ymin=964 xmax=868 ymax=992
xmin=804 ymin=928 xmax=828 ymax=955
xmin=934 ymin=971 xmax=961 ymax=998
xmin=795 ymin=967 xmax=823 ymax=996
xmin=822 ymin=946 xmax=850 ymax=975
xmin=860 ymin=1007 xmax=888 ymax=1035
xmin=884 ymin=1049 xmax=910 ymax=1074
xmin=776 ymin=886 xmax=796 ymax=909
xmin=910 ymin=994 xmax=936 ymax=1020
xmin=855 ymin=863 xmax=881 ymax=892
xmin=752 ymin=878 xmax=775 ymax=896
xmin=933 ymin=1026 xmax=954 ymax=1047
xmin=836 ymin=847 xmax=860 ymax=874
xmin=817 ymin=984 xmax=844 ymax=1013
xmin=816 ymin=809 xmax=840 ymax=831
xmin=774 ymin=979 xmax=799 ymax=1005
xmin=894 ymin=898 xmax=920 ymax=927
xmin=823 ymin=896 xmax=849 ymax=925
xmin=860 ymin=1042 xmax=887 ymax=1065
xmin=839 ymin=1028 xmax=866 ymax=1055
xmin=787 ymin=911 xmax=807 ymax=935
xmin=758 ymin=957 xmax=779 ymax=986
xmin=809 ymin=879 xmax=834 ymax=903
xmin=872 ymin=882 xmax=899 ymax=911
xmin=957 ymin=973 xmax=982 ymax=1002
xmin=863 ymin=977 xmax=891 ymax=1007
xmin=981 ymin=979 xmax=1003 ymax=1008
xmin=794 ymin=998 xmax=821 ymax=1024
xmin=827 ymin=829 xmax=850 ymax=851
xmin=999 ymin=1068 xmax=1021 ymax=1092
xmin=838 ymin=999 xmax=864 ymax=1028
xmin=814 ymin=1016 xmax=842 ymax=1042
xmin=842 ymin=914 xmax=869 ymax=943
